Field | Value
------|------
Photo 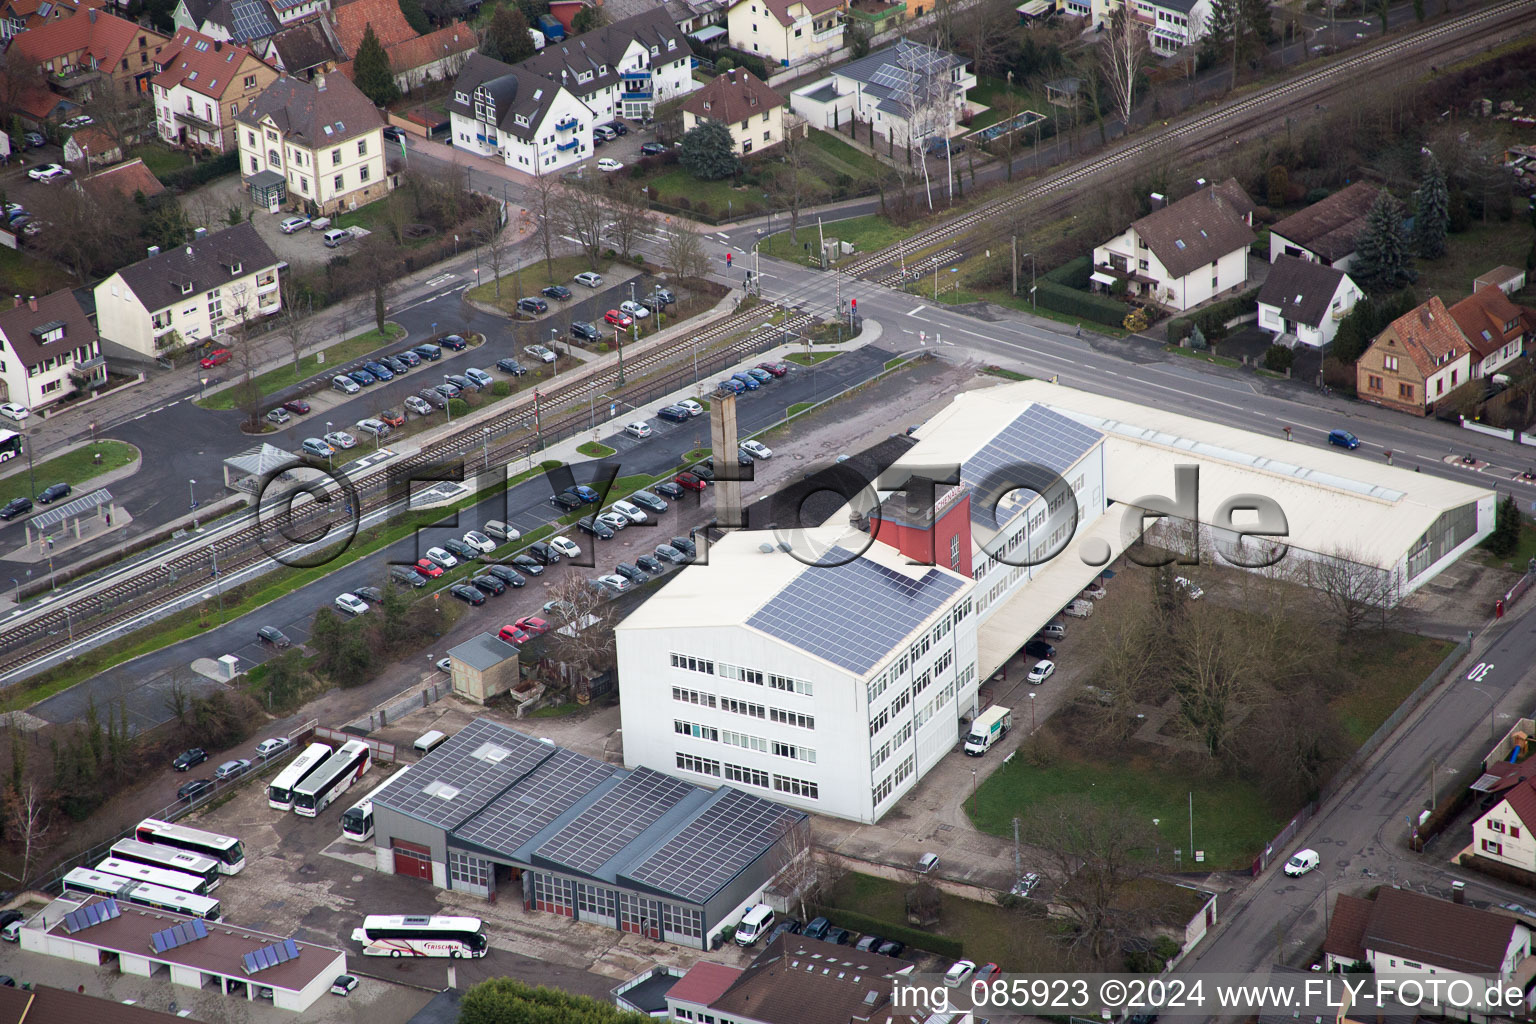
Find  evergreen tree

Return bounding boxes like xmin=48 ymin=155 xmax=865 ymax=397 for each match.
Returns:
xmin=352 ymin=25 xmax=400 ymax=107
xmin=680 ymin=120 xmax=739 ymax=180
xmin=483 ymin=4 xmax=535 ymax=64
xmin=1486 ymin=493 xmax=1523 ymax=558
xmin=1412 ymin=150 xmax=1449 ymax=260
xmin=397 ymin=0 xmax=429 ymax=33
xmin=572 ymin=4 xmax=604 ymax=31
xmin=1350 ymin=191 xmax=1416 ymax=293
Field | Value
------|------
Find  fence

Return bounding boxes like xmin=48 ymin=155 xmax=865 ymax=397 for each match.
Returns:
xmin=340 ymin=681 xmax=451 ymax=737
xmin=1250 ymin=802 xmax=1317 ymax=876
xmin=316 ymin=725 xmax=398 ymax=764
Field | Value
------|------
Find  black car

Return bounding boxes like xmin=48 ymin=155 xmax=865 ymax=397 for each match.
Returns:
xmin=391 ymin=565 xmax=427 ymax=587
xmin=657 ymin=405 xmax=690 ymax=423
xmin=517 ymin=297 xmax=549 ymax=315
xmin=654 ymin=543 xmax=686 ymax=564
xmin=875 ymin=938 xmax=905 ymax=958
xmin=803 ymin=917 xmax=831 ymax=940
xmin=603 ymin=120 xmax=628 ymax=136
xmin=765 ymin=919 xmax=803 ymax=945
xmin=355 ymin=585 xmax=385 ymax=603
xmin=382 ymin=125 xmax=405 ymax=143
xmin=854 ymin=934 xmax=882 ymax=952
xmin=37 ymin=482 xmax=71 ymax=505
xmin=825 ymin=927 xmax=852 ymax=946
xmin=417 ymin=388 xmax=449 ymax=409
xmin=577 ymin=516 xmax=614 ymax=539
xmin=442 ymin=538 xmax=478 ymax=561
xmin=652 ymin=287 xmax=676 ymax=306
xmin=173 ymin=748 xmax=208 ymax=771
xmin=640 ymin=142 xmax=666 ymax=156
xmin=178 ymin=778 xmax=215 ymax=801
xmin=542 ymin=285 xmax=572 ymax=301
xmin=394 ymin=349 xmax=422 ymax=367
xmin=0 ymin=497 xmax=32 ymax=520
xmin=690 ymin=463 xmax=716 ymax=482
xmin=471 ymin=574 xmax=507 ymax=596
xmin=570 ymin=320 xmax=600 ymax=343
xmin=382 ymin=356 xmax=409 ymax=374
xmin=257 ymin=625 xmax=291 ymax=647
xmin=1023 ymin=639 xmax=1055 ymax=659
xmin=0 ymin=911 xmax=21 ymax=931
xmin=414 ymin=344 xmax=443 ymax=361
xmin=654 ymin=481 xmax=685 ymax=499
xmin=614 ymin=562 xmax=648 ymax=583
xmin=671 ymin=536 xmax=696 ymax=558
xmin=512 ymin=554 xmax=544 ymax=575
xmin=496 ymin=358 xmax=527 ymax=376
xmin=635 ymin=554 xmax=663 ymax=574
xmin=549 ymin=492 xmax=584 ymax=512
xmin=439 ymin=334 xmax=468 ymax=351
xmin=629 ymin=491 xmax=668 ymax=513
xmin=527 ymin=541 xmax=561 ymax=564
xmin=449 ymin=583 xmax=485 ymax=605
xmin=484 ymin=564 xmax=527 ymax=587
xmin=444 ymin=373 xmax=477 ymax=391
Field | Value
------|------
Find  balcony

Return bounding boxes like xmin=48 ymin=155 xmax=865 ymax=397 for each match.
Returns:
xmin=555 ymin=115 xmax=578 ymax=131
xmin=622 ymin=89 xmax=652 ymax=100
xmin=846 ymin=0 xmax=904 ymax=25
xmin=556 ymin=137 xmax=580 ymax=151
xmin=811 ymin=20 xmax=842 ymax=41
xmin=256 ymin=277 xmax=279 ymax=295
xmin=620 ymin=70 xmax=652 ymax=81
xmin=175 ymin=109 xmax=218 ymax=133
xmin=258 ymin=297 xmax=280 ymax=315
xmin=152 ymin=321 xmax=175 ymax=337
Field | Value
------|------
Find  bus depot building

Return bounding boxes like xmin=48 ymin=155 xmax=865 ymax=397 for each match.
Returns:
xmin=370 ymin=719 xmax=807 ymax=950
xmin=19 ymin=896 xmax=345 ymax=1013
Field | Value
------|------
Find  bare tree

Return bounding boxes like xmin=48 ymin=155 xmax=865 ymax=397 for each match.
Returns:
xmin=275 ymin=275 xmax=315 ymax=372
xmin=540 ymin=575 xmax=617 ymax=698
xmin=27 ymin=186 xmax=128 ymax=281
xmin=83 ymin=82 xmax=153 ymax=153
xmin=5 ymin=782 xmax=53 ymax=883
xmin=1099 ymin=7 xmax=1149 ymax=127
xmin=767 ymin=815 xmax=819 ymax=921
xmin=1301 ymin=548 xmax=1399 ymax=635
xmin=605 ymin=178 xmax=653 ymax=262
xmin=528 ymin=169 xmax=560 ymax=278
xmin=346 ymin=233 xmax=403 ymax=332
xmin=957 ymin=0 xmax=1018 ymax=79
xmin=554 ymin=180 xmax=606 ymax=271
xmin=228 ymin=329 xmax=265 ymax=430
xmin=769 ymin=115 xmax=816 ymax=245
xmin=476 ymin=209 xmax=512 ymax=298
xmin=665 ymin=222 xmax=710 ymax=282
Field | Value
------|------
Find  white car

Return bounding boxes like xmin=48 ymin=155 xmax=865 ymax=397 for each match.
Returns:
xmin=424 ymin=546 xmax=459 ymax=568
xmin=279 ymin=215 xmax=311 ymax=234
xmin=609 ymin=500 xmax=648 ymax=523
xmin=596 ymin=511 xmax=629 ymax=532
xmin=0 ymin=402 xmax=29 ymax=422
xmin=574 ymin=272 xmax=603 ymax=288
xmin=1174 ymin=576 xmax=1204 ymax=600
xmin=330 ymin=975 xmax=359 ymax=997
xmin=1026 ymin=659 xmax=1055 ymax=684
xmin=324 ymin=431 xmax=358 ymax=450
xmin=27 ymin=163 xmax=70 ymax=183
xmin=61 ymin=114 xmax=93 ymax=129
xmin=677 ymin=399 xmax=704 ymax=417
xmin=739 ymin=440 xmax=773 ymax=460
xmin=549 ymin=535 xmax=581 ymax=559
xmin=523 ymin=344 xmax=556 ymax=363
xmin=463 ymin=530 xmax=496 ymax=554
xmin=596 ymin=573 xmax=631 ymax=592
xmin=1081 ymin=582 xmax=1107 ymax=600
xmin=356 ymin=417 xmax=390 ymax=438
xmin=1283 ymin=849 xmax=1320 ymax=877
xmin=334 ymin=593 xmax=369 ymax=616
xmin=943 ymin=960 xmax=976 ymax=988
xmin=254 ymin=737 xmax=291 ymax=758
xmin=619 ymin=300 xmax=650 ymax=319
xmin=596 ymin=158 xmax=625 ymax=172
xmin=624 ymin=421 xmax=652 ymax=439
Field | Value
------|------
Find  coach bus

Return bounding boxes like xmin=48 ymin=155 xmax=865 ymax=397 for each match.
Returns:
xmin=61 ymin=868 xmax=222 ymax=921
xmin=134 ymin=819 xmax=245 ymax=875
xmin=292 ymin=740 xmax=370 ymax=818
xmin=340 ymin=765 xmax=412 ymax=842
xmin=351 ymin=915 xmax=488 ymax=958
xmin=95 ymin=856 xmax=214 ymax=896
xmin=0 ymin=430 xmax=21 ymax=466
xmin=267 ymin=742 xmax=333 ymax=811
xmin=109 ymin=840 xmax=221 ymax=891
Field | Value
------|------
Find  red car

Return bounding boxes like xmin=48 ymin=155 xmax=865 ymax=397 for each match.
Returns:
xmin=415 ymin=558 xmax=444 ymax=578
xmin=199 ymin=348 xmax=232 ymax=368
xmin=514 ymin=615 xmax=549 ymax=637
xmin=379 ymin=409 xmax=405 ymax=427
xmin=282 ymin=399 xmax=311 ymax=414
xmin=977 ymin=963 xmax=1001 ymax=982
xmin=497 ymin=625 xmax=531 ymax=645
xmin=757 ymin=361 xmax=788 ymax=377
xmin=674 ymin=472 xmax=706 ymax=491
xmin=604 ymin=309 xmax=633 ymax=328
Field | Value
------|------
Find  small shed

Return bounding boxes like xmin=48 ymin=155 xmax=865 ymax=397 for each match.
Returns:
xmin=447 ymin=632 xmax=520 ymax=704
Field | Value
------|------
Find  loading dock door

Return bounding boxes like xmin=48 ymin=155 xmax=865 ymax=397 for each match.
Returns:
xmin=392 ymin=839 xmax=433 ymax=880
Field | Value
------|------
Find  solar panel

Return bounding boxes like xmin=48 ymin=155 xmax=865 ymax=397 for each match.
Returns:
xmin=536 ymin=767 xmax=692 ymax=875
xmin=627 ymin=789 xmax=805 ymax=904
xmin=452 ymin=748 xmax=616 ymax=857
xmin=746 ymin=547 xmax=967 ymax=675
xmin=242 ymin=952 xmax=258 ymax=974
xmin=962 ymin=404 xmax=1102 ymax=529
xmin=228 ymin=0 xmax=276 ymax=42
xmin=192 ymin=919 xmax=208 ymax=939
xmin=381 ymin=719 xmax=554 ymax=831
xmin=284 ymin=938 xmax=299 ymax=959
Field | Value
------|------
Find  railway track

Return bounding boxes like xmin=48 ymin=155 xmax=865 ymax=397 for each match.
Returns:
xmin=840 ymin=0 xmax=1536 ymax=281
xmin=0 ymin=304 xmax=815 ymax=680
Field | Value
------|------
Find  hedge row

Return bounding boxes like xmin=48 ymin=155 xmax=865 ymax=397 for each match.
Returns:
xmin=161 ymin=151 xmax=239 ymax=191
xmin=1035 ymin=279 xmax=1128 ymax=327
xmin=821 ymin=907 xmax=965 ymax=960
xmin=1042 ymin=255 xmax=1093 ymax=288
xmin=1166 ymin=286 xmax=1262 ymax=344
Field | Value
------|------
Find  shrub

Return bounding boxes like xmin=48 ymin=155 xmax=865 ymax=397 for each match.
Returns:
xmin=492 ymin=381 xmax=511 ymax=397
xmin=674 ymin=196 xmax=692 ymax=211
xmin=1123 ymin=307 xmax=1150 ymax=332
xmin=448 ymin=398 xmax=469 ymax=417
xmin=161 ymin=151 xmax=239 ymax=191
xmin=716 ymin=57 xmax=734 ymax=73
xmin=1263 ymin=344 xmax=1296 ymax=372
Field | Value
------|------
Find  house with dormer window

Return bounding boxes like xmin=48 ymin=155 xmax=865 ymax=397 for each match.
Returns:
xmin=446 ymin=53 xmax=590 ymax=174
xmin=515 ymin=8 xmax=693 ymax=123
xmin=1448 ymin=285 xmax=1529 ymax=380
xmin=92 ymin=222 xmax=282 ymax=359
xmin=152 ymin=27 xmax=277 ymax=153
xmin=1356 ymin=296 xmax=1473 ymax=417
xmin=682 ymin=67 xmax=786 ymax=155
xmin=725 ymin=0 xmax=843 ymax=68
xmin=0 ymin=292 xmax=105 ymax=412
xmin=7 ymin=8 xmax=170 ymax=101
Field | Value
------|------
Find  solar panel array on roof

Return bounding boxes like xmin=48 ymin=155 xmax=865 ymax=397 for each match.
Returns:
xmin=228 ymin=0 xmax=275 ymax=41
xmin=963 ymin=403 xmax=1101 ymax=527
xmin=537 ymin=767 xmax=692 ymax=875
xmin=151 ymin=918 xmax=209 ymax=953
xmin=627 ymin=789 xmax=803 ymax=904
xmin=63 ymin=898 xmax=121 ymax=934
xmin=452 ymin=748 xmax=616 ymax=857
xmin=746 ymin=546 xmax=966 ymax=675
xmin=241 ymin=938 xmax=300 ymax=974
xmin=378 ymin=719 xmax=553 ymax=830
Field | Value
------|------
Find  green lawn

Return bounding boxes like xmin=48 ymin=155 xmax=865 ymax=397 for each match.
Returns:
xmin=0 ymin=440 xmax=137 ymax=505
xmin=197 ymin=324 xmax=407 ymax=409
xmin=1416 ymin=221 xmax=1534 ymax=306
xmin=785 ymin=351 xmax=839 ymax=365
xmin=964 ymin=76 xmax=1048 ymax=131
xmin=967 ymin=740 xmax=1287 ymax=871
xmin=577 ymin=441 xmax=615 ymax=457
xmin=761 ymin=214 xmax=919 ymax=264
xmin=126 ymin=143 xmax=194 ymax=178
xmin=802 ymin=129 xmax=889 ymax=184
xmin=644 ymin=168 xmax=758 ymax=218
xmin=467 ymin=255 xmax=605 ymax=314
xmin=0 ymin=246 xmax=76 ymax=298
xmin=1477 ymin=520 xmax=1536 ymax=570
xmin=1330 ymin=632 xmax=1456 ymax=744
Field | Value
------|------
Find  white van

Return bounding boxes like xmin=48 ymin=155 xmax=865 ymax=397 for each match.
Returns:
xmin=734 ymin=903 xmax=774 ymax=946
xmin=1062 ymin=599 xmax=1094 ymax=619
xmin=414 ymin=730 xmax=448 ymax=755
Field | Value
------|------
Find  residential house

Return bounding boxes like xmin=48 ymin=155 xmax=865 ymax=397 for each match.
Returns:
xmin=446 ymin=53 xmax=591 ymax=175
xmin=77 ymin=157 xmax=167 ymax=202
xmin=1323 ymin=887 xmax=1531 ymax=1017
xmin=1255 ymin=255 xmax=1363 ymax=349
xmin=171 ymin=0 xmax=212 ymax=33
xmin=0 ymin=292 xmax=105 ymax=412
xmin=725 ymin=0 xmax=843 ymax=69
xmin=0 ymin=0 xmax=105 ymax=41
xmin=267 ymin=0 xmax=329 ymax=27
xmin=326 ymin=0 xmax=475 ymax=93
xmin=1355 ymin=296 xmax=1472 ymax=416
xmin=1090 ymin=179 xmax=1257 ymax=313
xmin=93 ymin=222 xmax=282 ymax=358
xmin=1473 ymin=265 xmax=1528 ymax=297
xmin=1449 ymin=285 xmax=1528 ymax=379
xmin=8 ymin=9 xmax=172 ymax=101
xmin=788 ymin=38 xmax=975 ymax=150
xmin=9 ymin=87 xmax=78 ymax=127
xmin=666 ymin=935 xmax=972 ymax=1024
xmin=1267 ymin=181 xmax=1384 ymax=270
xmin=194 ymin=0 xmax=279 ymax=48
xmin=516 ymin=8 xmax=694 ymax=123
xmin=235 ymin=72 xmax=390 ymax=215
xmin=152 ymin=28 xmax=279 ymax=152
xmin=1132 ymin=0 xmax=1210 ymax=54
xmin=1470 ymin=774 xmax=1536 ymax=874
xmin=261 ymin=20 xmax=344 ymax=80
xmin=681 ymin=67 xmax=786 ymax=156
xmin=61 ymin=125 xmax=121 ymax=168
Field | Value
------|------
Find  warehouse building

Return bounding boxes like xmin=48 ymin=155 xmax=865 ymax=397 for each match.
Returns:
xmin=370 ymin=719 xmax=806 ymax=950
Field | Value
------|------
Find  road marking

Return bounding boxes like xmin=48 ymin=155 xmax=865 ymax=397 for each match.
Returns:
xmin=907 ymin=305 xmax=927 ymax=317
xmin=716 ymin=233 xmax=731 ymax=241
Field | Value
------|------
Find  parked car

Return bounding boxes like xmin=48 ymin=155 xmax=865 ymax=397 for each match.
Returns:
xmin=594 ymin=573 xmax=630 ymax=593
xmin=325 ymin=430 xmax=357 ymax=450
xmin=442 ymin=538 xmax=478 ymax=561
xmin=484 ymin=520 xmax=519 ymax=542
xmin=550 ymin=492 xmax=584 ymax=512
xmin=652 ymin=287 xmax=676 ymax=306
xmin=414 ymin=343 xmax=442 ymax=361
xmin=444 ymin=373 xmax=475 ymax=392
xmin=570 ymin=320 xmax=601 ymax=343
xmin=716 ymin=378 xmax=744 ymax=395
xmin=654 ymin=481 xmax=685 ymax=499
xmin=515 ymin=615 xmax=550 ymax=636
xmin=943 ymin=960 xmax=977 ymax=988
xmin=596 ymin=511 xmax=630 ymax=532
xmin=214 ymin=758 xmax=251 ymax=780
xmin=803 ymin=917 xmax=831 ymax=940
xmin=1027 ymin=659 xmax=1055 ymax=683
xmin=484 ymin=564 xmax=526 ymax=587
xmin=527 ymin=541 xmax=560 ymax=565
xmin=21 ymin=131 xmax=45 ymax=148
xmin=1081 ymin=581 xmax=1107 ymax=600
xmin=417 ymin=388 xmax=448 ymax=409
xmin=199 ymin=348 xmax=232 ymax=368
xmin=854 ymin=934 xmax=883 ymax=952
xmin=757 ymin=361 xmax=788 ymax=377
xmin=332 ymin=375 xmax=361 ymax=395
xmin=1023 ymin=639 xmax=1055 ymax=659
xmin=37 ymin=482 xmax=70 ymax=504
xmin=27 ymin=163 xmax=71 ymax=183
xmin=517 ymin=296 xmax=549 ymax=315
xmin=614 ymin=562 xmax=649 ymax=584
xmin=671 ymin=536 xmax=696 ymax=558
xmin=690 ymin=463 xmax=715 ymax=482
xmin=465 ymin=367 xmax=494 ymax=388
xmin=331 ymin=975 xmax=359 ymax=997
xmin=564 ymin=484 xmax=600 ymax=503
xmin=596 ymin=158 xmax=625 ymax=172
xmin=435 ymin=382 xmax=461 ymax=400
xmin=577 ymin=516 xmax=614 ymax=540
xmin=178 ymin=778 xmax=215 ymax=801
xmin=542 ymin=285 xmax=572 ymax=300
xmin=390 ymin=565 xmax=427 ymax=587
xmin=574 ymin=271 xmax=603 ymax=288
xmin=524 ymin=344 xmax=556 ymax=363
xmin=876 ymin=938 xmax=906 ymax=958
xmin=654 ymin=543 xmax=687 ymax=564
xmin=657 ymin=405 xmax=691 ymax=423
xmin=497 ymin=357 xmax=527 ymax=375
xmin=356 ymin=417 xmax=391 ymax=439
xmin=394 ymin=349 xmax=422 ymax=367
xmin=628 ymin=490 xmax=668 ymax=513
xmin=619 ymin=300 xmax=650 ymax=319
xmin=0 ymin=401 xmax=28 ymax=421
xmin=674 ymin=472 xmax=706 ymax=491
xmin=363 ymin=361 xmax=393 ymax=381
xmin=383 ymin=125 xmax=405 ymax=143
xmin=609 ymin=499 xmax=648 ymax=523
xmin=766 ymin=919 xmax=802 ymax=945
xmin=461 ymin=530 xmax=495 ymax=554
xmin=172 ymin=748 xmax=208 ymax=771
xmin=624 ymin=421 xmax=652 ymax=439
xmin=976 ymin=963 xmax=1002 ymax=982
xmin=740 ymin=440 xmax=773 ymax=460
xmin=403 ymin=396 xmax=433 ymax=417
xmin=382 ymin=356 xmax=409 ymax=375
xmin=917 ymin=852 xmax=940 ymax=874
xmin=1173 ymin=576 xmax=1204 ymax=600
xmin=604 ymin=309 xmax=633 ymax=328
xmin=334 ymin=593 xmax=369 ymax=615
xmin=471 ymin=574 xmax=507 ymax=596
xmin=0 ymin=497 xmax=33 ymax=521
xmin=640 ymin=142 xmax=667 ymax=156
xmin=549 ymin=535 xmax=581 ymax=559
xmin=592 ymin=125 xmax=616 ymax=142
xmin=746 ymin=367 xmax=772 ymax=383
xmin=635 ymin=554 xmax=664 ymax=574
xmin=349 ymin=369 xmax=375 ymax=387
xmin=414 ymin=558 xmax=444 ymax=578
xmin=281 ymin=399 xmax=311 ymax=415
xmin=439 ymin=334 xmax=468 ymax=351
xmin=1037 ymin=622 xmax=1066 ymax=640
xmin=255 ymin=737 xmax=291 ymax=758
xmin=450 ymin=583 xmax=485 ymax=606
xmin=1284 ymin=849 xmax=1320 ymax=876
xmin=677 ymin=399 xmax=704 ymax=417
xmin=731 ymin=372 xmax=761 ymax=390
xmin=257 ymin=625 xmax=291 ymax=647
xmin=424 ymin=546 xmax=459 ymax=569
xmin=497 ymin=624 xmax=531 ymax=645
xmin=379 ymin=409 xmax=406 ymax=428
xmin=511 ymin=554 xmax=545 ymax=575
xmin=824 ymin=927 xmax=851 ymax=946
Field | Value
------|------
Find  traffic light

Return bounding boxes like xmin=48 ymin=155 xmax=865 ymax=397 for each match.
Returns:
xmin=850 ymin=298 xmax=856 ymax=311
xmin=726 ymin=252 xmax=733 ymax=267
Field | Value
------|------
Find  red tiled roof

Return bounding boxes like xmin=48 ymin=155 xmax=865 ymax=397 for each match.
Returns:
xmin=1500 ymin=776 xmax=1536 ymax=833
xmin=1324 ymin=893 xmax=1372 ymax=963
xmin=384 ymin=22 xmax=475 ymax=74
xmin=1448 ymin=285 xmax=1526 ymax=360
xmin=329 ymin=0 xmax=415 ymax=57
xmin=0 ymin=984 xmax=187 ymax=1023
xmin=682 ymin=67 xmax=786 ymax=126
xmin=668 ymin=961 xmax=744 ymax=1005
xmin=739 ymin=0 xmax=841 ymax=27
xmin=11 ymin=86 xmax=73 ymax=121
xmin=153 ymin=27 xmax=259 ymax=100
xmin=1376 ymin=296 xmax=1469 ymax=378
xmin=1 ymin=0 xmax=106 ymax=31
xmin=1364 ymin=886 xmax=1520 ymax=975
xmin=80 ymin=158 xmax=166 ymax=202
xmin=10 ymin=8 xmax=162 ymax=72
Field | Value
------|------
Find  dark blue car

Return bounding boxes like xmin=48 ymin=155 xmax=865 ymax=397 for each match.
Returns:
xmin=717 ymin=379 xmax=744 ymax=395
xmin=1328 ymin=429 xmax=1360 ymax=449
xmin=731 ymin=372 xmax=761 ymax=391
xmin=349 ymin=369 xmax=376 ymax=386
xmin=364 ymin=361 xmax=394 ymax=381
xmin=565 ymin=485 xmax=601 ymax=504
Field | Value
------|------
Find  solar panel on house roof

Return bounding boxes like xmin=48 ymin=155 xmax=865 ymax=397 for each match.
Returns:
xmin=962 ymin=403 xmax=1101 ymax=528
xmin=536 ymin=767 xmax=692 ymax=875
xmin=451 ymin=747 xmax=616 ymax=857
xmin=380 ymin=719 xmax=553 ymax=830
xmin=746 ymin=546 xmax=966 ymax=675
xmin=229 ymin=0 xmax=274 ymax=41
xmin=627 ymin=789 xmax=802 ymax=904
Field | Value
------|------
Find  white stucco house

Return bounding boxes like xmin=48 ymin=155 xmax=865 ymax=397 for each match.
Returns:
xmin=789 ymin=38 xmax=974 ymax=149
xmin=725 ymin=0 xmax=843 ymax=68
xmin=681 ymin=67 xmax=787 ymax=156
xmin=0 ymin=292 xmax=105 ymax=412
xmin=447 ymin=53 xmax=592 ymax=175
xmin=1256 ymin=255 xmax=1363 ymax=349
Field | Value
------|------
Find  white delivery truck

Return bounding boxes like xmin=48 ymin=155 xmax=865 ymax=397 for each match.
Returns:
xmin=964 ymin=705 xmax=1012 ymax=756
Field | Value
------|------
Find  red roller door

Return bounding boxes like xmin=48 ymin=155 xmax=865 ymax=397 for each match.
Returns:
xmin=391 ymin=839 xmax=433 ymax=880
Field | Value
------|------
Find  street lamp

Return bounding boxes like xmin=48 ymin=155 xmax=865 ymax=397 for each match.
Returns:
xmin=9 ymin=577 xmax=18 ymax=603
xmin=189 ymin=479 xmax=198 ymax=510
xmin=615 ymin=328 xmax=626 ymax=386
xmin=482 ymin=427 xmax=491 ymax=470
xmin=1028 ymin=691 xmax=1036 ymax=731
